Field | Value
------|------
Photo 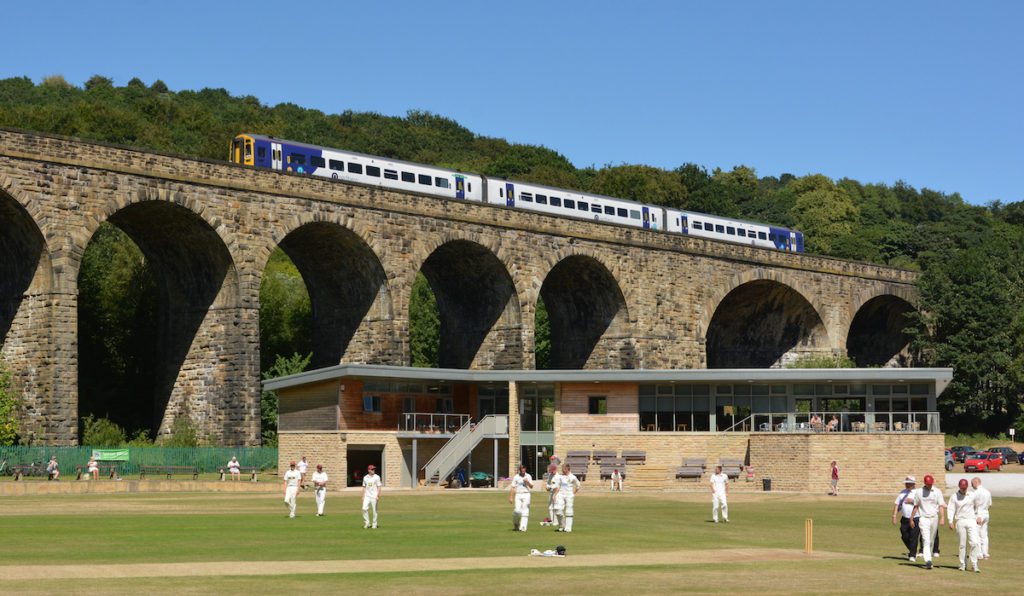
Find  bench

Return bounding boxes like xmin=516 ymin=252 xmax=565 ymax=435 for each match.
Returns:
xmin=11 ymin=463 xmax=50 ymax=481
xmin=591 ymin=450 xmax=617 ymax=463
xmin=599 ymin=466 xmax=626 ymax=480
xmin=675 ymin=457 xmax=707 ymax=480
xmin=139 ymin=465 xmax=199 ymax=480
xmin=565 ymin=450 xmax=590 ymax=460
xmin=719 ymin=458 xmax=744 ymax=479
xmin=622 ymin=450 xmax=646 ymax=465
xmin=76 ymin=464 xmax=121 ymax=480
xmin=219 ymin=466 xmax=261 ymax=482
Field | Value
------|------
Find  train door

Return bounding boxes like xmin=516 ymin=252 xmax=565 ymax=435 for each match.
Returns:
xmin=271 ymin=142 xmax=282 ymax=170
xmin=505 ymin=183 xmax=515 ymax=207
xmin=641 ymin=206 xmax=651 ymax=229
xmin=231 ymin=138 xmax=243 ymax=164
xmin=455 ymin=176 xmax=466 ymax=200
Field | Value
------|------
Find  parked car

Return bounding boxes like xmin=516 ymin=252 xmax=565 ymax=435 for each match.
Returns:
xmin=964 ymin=451 xmax=1003 ymax=473
xmin=944 ymin=449 xmax=955 ymax=471
xmin=987 ymin=447 xmax=1018 ymax=465
xmin=950 ymin=446 xmax=977 ymax=463
xmin=1019 ymin=451 xmax=1024 ymax=465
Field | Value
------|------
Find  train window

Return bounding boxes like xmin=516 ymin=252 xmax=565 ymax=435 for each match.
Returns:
xmin=418 ymin=174 xmax=431 ymax=185
xmin=257 ymin=147 xmax=266 ymax=159
xmin=693 ymin=222 xmax=703 ymax=230
xmin=715 ymin=225 xmax=725 ymax=233
xmin=521 ymin=192 xmax=534 ymax=202
xmin=330 ymin=159 xmax=344 ymax=171
xmin=617 ymin=208 xmax=628 ymax=218
xmin=310 ymin=156 xmax=326 ymax=168
xmin=383 ymin=169 xmax=398 ymax=180
xmin=737 ymin=229 xmax=747 ymax=237
xmin=726 ymin=226 xmax=735 ymax=235
xmin=435 ymin=177 xmax=449 ymax=188
xmin=366 ymin=166 xmax=381 ymax=177
xmin=758 ymin=231 xmax=767 ymax=240
xmin=348 ymin=162 xmax=363 ymax=174
xmin=768 ymin=233 xmax=776 ymax=242
xmin=578 ymin=201 xmax=589 ymax=211
xmin=287 ymin=154 xmax=306 ymax=165
xmin=630 ymin=210 xmax=641 ymax=219
xmin=550 ymin=196 xmax=561 ymax=207
xmin=564 ymin=199 xmax=575 ymax=209
xmin=401 ymin=172 xmax=415 ymax=183
xmin=499 ymin=187 xmax=504 ymax=198
xmin=536 ymin=194 xmax=548 ymax=205
xmin=592 ymin=204 xmax=602 ymax=213
xmin=468 ymin=182 xmax=472 ymax=192
xmin=604 ymin=206 xmax=615 ymax=215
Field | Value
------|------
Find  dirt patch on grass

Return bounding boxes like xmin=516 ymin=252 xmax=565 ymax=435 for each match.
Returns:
xmin=20 ymin=548 xmax=859 ymax=580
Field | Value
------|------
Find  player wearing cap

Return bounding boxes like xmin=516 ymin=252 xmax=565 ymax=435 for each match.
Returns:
xmin=551 ymin=463 xmax=581 ymax=532
xmin=891 ymin=475 xmax=919 ymax=561
xmin=948 ymin=478 xmax=981 ymax=572
xmin=311 ymin=464 xmax=329 ymax=517
xmin=297 ymin=456 xmax=309 ymax=488
xmin=509 ymin=464 xmax=534 ymax=531
xmin=282 ymin=461 xmax=302 ymax=518
xmin=361 ymin=464 xmax=382 ymax=529
xmin=910 ymin=474 xmax=945 ymax=569
xmin=970 ymin=477 xmax=992 ymax=559
xmin=710 ymin=465 xmax=729 ymax=523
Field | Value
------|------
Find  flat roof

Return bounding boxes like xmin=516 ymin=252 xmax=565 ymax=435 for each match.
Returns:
xmin=263 ymin=364 xmax=954 ymax=395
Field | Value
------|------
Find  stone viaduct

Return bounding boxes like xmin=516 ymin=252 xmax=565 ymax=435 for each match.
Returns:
xmin=0 ymin=129 xmax=918 ymax=445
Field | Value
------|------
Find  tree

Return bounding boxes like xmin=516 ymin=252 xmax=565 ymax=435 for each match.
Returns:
xmin=260 ymin=352 xmax=312 ymax=446
xmin=788 ymin=174 xmax=860 ymax=254
xmin=0 ymin=357 xmax=20 ymax=445
xmin=80 ymin=414 xmax=127 ymax=447
xmin=535 ymin=297 xmax=551 ymax=370
xmin=409 ymin=273 xmax=440 ymax=368
xmin=589 ymin=164 xmax=688 ymax=209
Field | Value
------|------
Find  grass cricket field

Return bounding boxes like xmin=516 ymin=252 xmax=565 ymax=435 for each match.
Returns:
xmin=0 ymin=489 xmax=1018 ymax=594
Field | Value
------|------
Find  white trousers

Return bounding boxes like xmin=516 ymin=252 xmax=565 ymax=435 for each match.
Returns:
xmin=315 ymin=488 xmax=326 ymax=515
xmin=513 ymin=493 xmax=531 ymax=531
xmin=918 ymin=516 xmax=939 ymax=563
xmin=978 ymin=512 xmax=989 ymax=557
xmin=712 ymin=492 xmax=728 ymax=522
xmin=554 ymin=493 xmax=575 ymax=531
xmin=362 ymin=496 xmax=378 ymax=527
xmin=284 ymin=486 xmax=298 ymax=517
xmin=610 ymin=477 xmax=622 ymax=491
xmin=955 ymin=518 xmax=980 ymax=569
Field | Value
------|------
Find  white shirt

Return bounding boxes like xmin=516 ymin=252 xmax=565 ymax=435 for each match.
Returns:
xmin=228 ymin=459 xmax=240 ymax=471
xmin=912 ymin=486 xmax=945 ymax=519
xmin=297 ymin=460 xmax=308 ymax=473
xmin=710 ymin=473 xmax=729 ymax=495
xmin=283 ymin=469 xmax=301 ymax=488
xmin=363 ymin=472 xmax=382 ymax=499
xmin=311 ymin=471 xmax=328 ymax=489
xmin=555 ymin=473 xmax=580 ymax=495
xmin=972 ymin=486 xmax=992 ymax=516
xmin=88 ymin=460 xmax=99 ymax=471
xmin=894 ymin=488 xmax=915 ymax=519
xmin=512 ymin=473 xmax=533 ymax=494
xmin=948 ymin=490 xmax=980 ymax=524
xmin=611 ymin=470 xmax=621 ymax=479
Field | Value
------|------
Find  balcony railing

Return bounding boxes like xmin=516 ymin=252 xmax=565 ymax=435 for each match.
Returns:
xmin=735 ymin=411 xmax=940 ymax=434
xmin=397 ymin=413 xmax=470 ymax=434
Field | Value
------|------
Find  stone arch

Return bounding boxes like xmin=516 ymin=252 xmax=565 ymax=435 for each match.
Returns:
xmin=0 ymin=185 xmax=53 ymax=343
xmin=846 ymin=294 xmax=917 ymax=367
xmin=76 ymin=195 xmax=240 ymax=438
xmin=705 ymin=277 xmax=830 ymax=368
xmin=414 ymin=238 xmax=522 ymax=369
xmin=538 ymin=253 xmax=635 ymax=369
xmin=266 ymin=215 xmax=392 ymax=368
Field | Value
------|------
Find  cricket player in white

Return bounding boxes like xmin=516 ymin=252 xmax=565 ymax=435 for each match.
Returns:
xmin=509 ymin=465 xmax=534 ymax=531
xmin=910 ymin=474 xmax=945 ymax=569
xmin=948 ymin=478 xmax=981 ymax=572
xmin=710 ymin=465 xmax=729 ymax=523
xmin=312 ymin=464 xmax=329 ymax=517
xmin=297 ymin=456 xmax=309 ymax=487
xmin=282 ymin=461 xmax=301 ymax=518
xmin=552 ymin=463 xmax=581 ymax=532
xmin=970 ymin=477 xmax=992 ymax=559
xmin=610 ymin=468 xmax=623 ymax=491
xmin=362 ymin=464 xmax=382 ymax=528
xmin=541 ymin=462 xmax=558 ymax=526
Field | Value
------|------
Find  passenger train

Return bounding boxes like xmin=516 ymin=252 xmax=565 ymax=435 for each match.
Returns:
xmin=230 ymin=134 xmax=804 ymax=252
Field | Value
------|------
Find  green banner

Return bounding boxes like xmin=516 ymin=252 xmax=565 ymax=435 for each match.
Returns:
xmin=92 ymin=449 xmax=129 ymax=462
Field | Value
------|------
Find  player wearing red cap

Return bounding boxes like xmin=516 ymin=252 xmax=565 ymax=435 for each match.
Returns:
xmin=361 ymin=464 xmax=382 ymax=528
xmin=910 ymin=474 xmax=945 ymax=569
xmin=282 ymin=460 xmax=302 ymax=518
xmin=948 ymin=478 xmax=981 ymax=572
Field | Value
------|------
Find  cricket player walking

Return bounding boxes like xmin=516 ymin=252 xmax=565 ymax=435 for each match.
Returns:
xmin=282 ymin=461 xmax=302 ymax=518
xmin=710 ymin=465 xmax=729 ymax=523
xmin=948 ymin=478 xmax=981 ymax=572
xmin=509 ymin=465 xmax=534 ymax=531
xmin=552 ymin=463 xmax=581 ymax=532
xmin=970 ymin=477 xmax=992 ymax=559
xmin=311 ymin=464 xmax=329 ymax=517
xmin=297 ymin=456 xmax=309 ymax=488
xmin=362 ymin=464 xmax=382 ymax=529
xmin=910 ymin=474 xmax=945 ymax=569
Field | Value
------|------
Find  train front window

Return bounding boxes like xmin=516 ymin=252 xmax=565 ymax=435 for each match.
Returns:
xmin=244 ymin=139 xmax=253 ymax=163
xmin=231 ymin=138 xmax=242 ymax=163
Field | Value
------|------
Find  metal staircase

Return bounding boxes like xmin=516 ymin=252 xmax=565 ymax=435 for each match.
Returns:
xmin=423 ymin=415 xmax=508 ymax=485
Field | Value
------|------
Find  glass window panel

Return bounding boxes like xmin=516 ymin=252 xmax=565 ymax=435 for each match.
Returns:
xmin=383 ymin=169 xmax=398 ymax=180
xmin=909 ymin=383 xmax=929 ymax=395
xmin=815 ymin=384 xmax=833 ymax=396
xmin=347 ymin=162 xmax=362 ymax=174
xmin=401 ymin=171 xmax=415 ymax=183
xmin=366 ymin=165 xmax=381 ymax=177
xmin=329 ymin=159 xmax=344 ymax=171
xmin=751 ymin=384 xmax=769 ymax=396
xmin=872 ymin=385 xmax=891 ymax=395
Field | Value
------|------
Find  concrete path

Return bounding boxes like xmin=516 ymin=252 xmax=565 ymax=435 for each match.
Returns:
xmin=946 ymin=473 xmax=1024 ymax=496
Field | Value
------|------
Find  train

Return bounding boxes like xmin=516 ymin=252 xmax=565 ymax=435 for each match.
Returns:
xmin=230 ymin=134 xmax=804 ymax=252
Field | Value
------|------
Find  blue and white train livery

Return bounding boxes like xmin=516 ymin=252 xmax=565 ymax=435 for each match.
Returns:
xmin=230 ymin=134 xmax=804 ymax=252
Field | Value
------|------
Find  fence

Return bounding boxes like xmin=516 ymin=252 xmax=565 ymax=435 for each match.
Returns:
xmin=0 ymin=446 xmax=278 ymax=476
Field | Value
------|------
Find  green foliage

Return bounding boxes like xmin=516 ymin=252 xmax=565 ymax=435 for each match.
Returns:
xmin=80 ymin=415 xmax=127 ymax=447
xmin=258 ymin=249 xmax=312 ymax=372
xmin=409 ymin=273 xmax=440 ymax=368
xmin=788 ymin=174 xmax=860 ymax=254
xmin=785 ymin=354 xmax=858 ymax=369
xmin=259 ymin=352 xmax=312 ymax=447
xmin=0 ymin=358 xmax=20 ymax=445
xmin=162 ymin=417 xmax=200 ymax=448
xmin=535 ymin=297 xmax=551 ymax=370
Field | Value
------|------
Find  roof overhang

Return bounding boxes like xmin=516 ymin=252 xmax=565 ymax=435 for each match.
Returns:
xmin=262 ymin=363 xmax=954 ymax=396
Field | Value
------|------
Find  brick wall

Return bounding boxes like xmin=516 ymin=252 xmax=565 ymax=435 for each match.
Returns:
xmin=278 ymin=430 xmax=406 ymax=489
xmin=559 ymin=382 xmax=639 ymax=433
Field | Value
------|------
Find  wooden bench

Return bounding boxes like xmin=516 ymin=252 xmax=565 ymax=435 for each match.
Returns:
xmin=219 ymin=466 xmax=261 ymax=482
xmin=11 ymin=463 xmax=49 ymax=481
xmin=76 ymin=464 xmax=121 ymax=480
xmin=675 ymin=457 xmax=706 ymax=480
xmin=719 ymin=458 xmax=744 ymax=479
xmin=591 ymin=450 xmax=617 ymax=464
xmin=139 ymin=465 xmax=199 ymax=480
xmin=622 ymin=450 xmax=647 ymax=465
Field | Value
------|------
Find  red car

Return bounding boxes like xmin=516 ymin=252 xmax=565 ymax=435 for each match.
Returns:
xmin=964 ymin=451 xmax=1003 ymax=472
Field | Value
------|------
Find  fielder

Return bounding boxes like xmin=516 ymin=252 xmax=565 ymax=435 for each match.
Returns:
xmin=541 ymin=462 xmax=558 ymax=526
xmin=312 ymin=463 xmax=329 ymax=516
xmin=551 ymin=463 xmax=581 ymax=532
xmin=610 ymin=468 xmax=623 ymax=491
xmin=910 ymin=474 xmax=945 ymax=569
xmin=948 ymin=478 xmax=981 ymax=572
xmin=970 ymin=477 xmax=992 ymax=559
xmin=362 ymin=464 xmax=382 ymax=529
xmin=710 ymin=465 xmax=729 ymax=523
xmin=297 ymin=456 xmax=309 ymax=488
xmin=282 ymin=460 xmax=301 ymax=518
xmin=509 ymin=464 xmax=534 ymax=531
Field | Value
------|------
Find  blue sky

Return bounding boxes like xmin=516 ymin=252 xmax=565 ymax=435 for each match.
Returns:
xmin=2 ymin=1 xmax=1021 ymax=204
